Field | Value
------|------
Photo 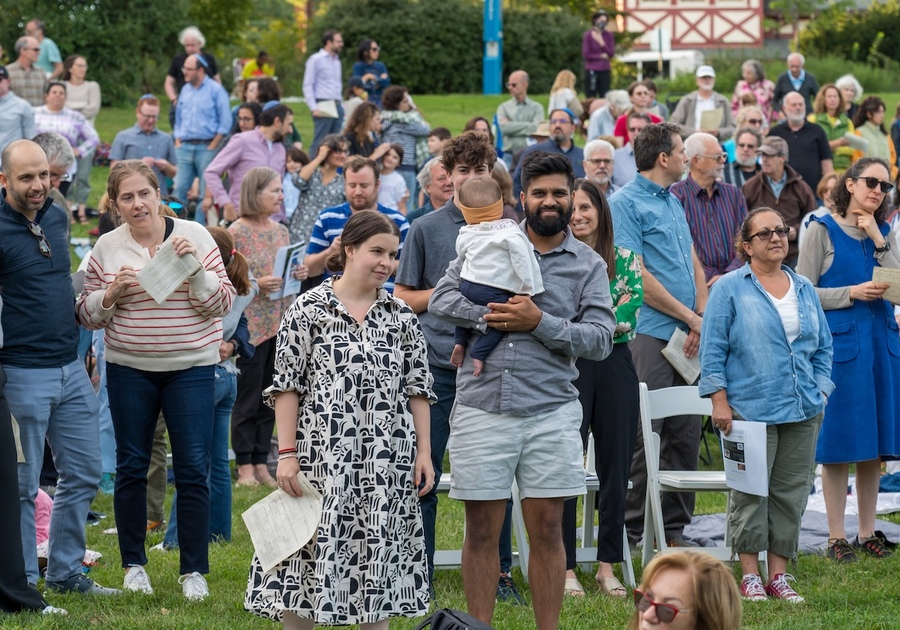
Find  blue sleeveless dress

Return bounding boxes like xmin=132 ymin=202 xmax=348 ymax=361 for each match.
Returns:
xmin=812 ymin=214 xmax=900 ymax=464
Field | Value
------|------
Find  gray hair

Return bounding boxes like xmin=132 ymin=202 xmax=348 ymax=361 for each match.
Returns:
xmin=417 ymin=157 xmax=442 ymax=189
xmin=178 ymin=26 xmax=206 ymax=48
xmin=605 ymin=89 xmax=631 ymax=114
xmin=787 ymin=52 xmax=805 ymax=65
xmin=835 ymin=74 xmax=864 ymax=101
xmin=684 ymin=132 xmax=719 ymax=159
xmin=583 ymin=139 xmax=615 ymax=161
xmin=741 ymin=59 xmax=766 ymax=83
xmin=14 ymin=37 xmax=31 ymax=55
xmin=734 ymin=126 xmax=763 ymax=147
xmin=32 ymin=132 xmax=75 ymax=171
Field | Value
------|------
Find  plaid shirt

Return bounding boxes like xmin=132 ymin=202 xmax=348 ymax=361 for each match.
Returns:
xmin=33 ymin=107 xmax=99 ymax=156
xmin=6 ymin=61 xmax=47 ymax=107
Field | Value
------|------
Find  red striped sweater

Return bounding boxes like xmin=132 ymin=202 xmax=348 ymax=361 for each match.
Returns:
xmin=76 ymin=218 xmax=235 ymax=371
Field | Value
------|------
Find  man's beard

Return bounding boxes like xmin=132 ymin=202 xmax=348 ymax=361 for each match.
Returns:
xmin=525 ymin=199 xmax=573 ymax=237
xmin=736 ymin=156 xmax=758 ymax=168
xmin=787 ymin=113 xmax=805 ymax=126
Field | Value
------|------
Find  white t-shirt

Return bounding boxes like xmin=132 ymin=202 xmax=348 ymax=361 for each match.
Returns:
xmin=766 ymin=273 xmax=800 ymax=344
xmin=693 ymin=94 xmax=717 ymax=131
xmin=377 ymin=171 xmax=408 ymax=211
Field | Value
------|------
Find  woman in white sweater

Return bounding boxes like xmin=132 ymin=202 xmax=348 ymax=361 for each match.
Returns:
xmin=62 ymin=54 xmax=101 ymax=222
xmin=76 ymin=161 xmax=235 ymax=602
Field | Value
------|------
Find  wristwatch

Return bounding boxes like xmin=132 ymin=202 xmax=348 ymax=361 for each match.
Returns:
xmin=875 ymin=241 xmax=892 ymax=254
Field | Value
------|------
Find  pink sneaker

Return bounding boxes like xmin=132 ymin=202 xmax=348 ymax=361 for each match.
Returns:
xmin=765 ymin=573 xmax=805 ymax=603
xmin=740 ymin=574 xmax=767 ymax=601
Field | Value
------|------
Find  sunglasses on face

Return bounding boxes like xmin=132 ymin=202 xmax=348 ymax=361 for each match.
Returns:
xmin=853 ymin=176 xmax=894 ymax=194
xmin=749 ymin=226 xmax=791 ymax=241
xmin=737 ymin=143 xmax=758 ymax=149
xmin=27 ymin=221 xmax=52 ymax=257
xmin=746 ymin=118 xmax=763 ymax=124
xmin=633 ymin=589 xmax=690 ymax=624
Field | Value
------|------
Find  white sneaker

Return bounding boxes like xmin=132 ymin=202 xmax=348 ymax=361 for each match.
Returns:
xmin=123 ymin=565 xmax=153 ymax=594
xmin=179 ymin=572 xmax=208 ymax=601
xmin=149 ymin=542 xmax=168 ymax=552
xmin=41 ymin=605 xmax=68 ymax=615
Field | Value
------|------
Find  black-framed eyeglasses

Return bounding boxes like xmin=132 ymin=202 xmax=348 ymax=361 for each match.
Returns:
xmin=749 ymin=226 xmax=791 ymax=241
xmin=587 ymin=158 xmax=613 ymax=166
xmin=633 ymin=589 xmax=690 ymax=624
xmin=746 ymin=118 xmax=763 ymax=124
xmin=853 ymin=176 xmax=894 ymax=194
xmin=27 ymin=221 xmax=52 ymax=257
xmin=370 ymin=45 xmax=380 ymax=52
xmin=737 ymin=143 xmax=758 ymax=149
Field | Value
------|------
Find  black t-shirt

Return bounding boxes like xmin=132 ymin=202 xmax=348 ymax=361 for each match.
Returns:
xmin=768 ymin=122 xmax=833 ymax=190
xmin=168 ymin=51 xmax=219 ymax=94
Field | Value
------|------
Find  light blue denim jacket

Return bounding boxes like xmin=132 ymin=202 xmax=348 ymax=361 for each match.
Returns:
xmin=699 ymin=263 xmax=834 ymax=424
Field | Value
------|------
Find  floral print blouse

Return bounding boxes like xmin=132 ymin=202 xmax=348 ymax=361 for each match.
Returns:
xmin=731 ymin=79 xmax=777 ymax=123
xmin=288 ymin=169 xmax=346 ymax=245
xmin=611 ymin=246 xmax=643 ymax=344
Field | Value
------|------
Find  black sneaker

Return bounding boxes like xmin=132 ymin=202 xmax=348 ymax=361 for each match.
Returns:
xmin=874 ymin=530 xmax=899 ymax=550
xmin=45 ymin=575 xmax=122 ymax=596
xmin=855 ymin=535 xmax=893 ymax=559
xmin=826 ymin=538 xmax=858 ymax=563
xmin=496 ymin=573 xmax=526 ymax=605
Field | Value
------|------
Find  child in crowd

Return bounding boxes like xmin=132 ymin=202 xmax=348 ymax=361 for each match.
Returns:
xmin=426 ymin=127 xmax=452 ymax=159
xmin=283 ymin=147 xmax=309 ymax=225
xmin=378 ymin=144 xmax=410 ymax=214
xmin=450 ymin=177 xmax=543 ymax=376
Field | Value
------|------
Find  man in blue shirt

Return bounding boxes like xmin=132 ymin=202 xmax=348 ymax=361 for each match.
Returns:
xmin=513 ymin=108 xmax=585 ymax=203
xmin=172 ymin=54 xmax=231 ymax=223
xmin=0 ymin=140 xmax=120 ymax=596
xmin=109 ymin=94 xmax=177 ymax=195
xmin=303 ymin=30 xmax=344 ymax=155
xmin=304 ymin=156 xmax=408 ymax=292
xmin=609 ymin=122 xmax=709 ymax=548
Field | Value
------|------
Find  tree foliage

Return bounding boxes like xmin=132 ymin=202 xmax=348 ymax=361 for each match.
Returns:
xmin=800 ymin=0 xmax=900 ymax=69
xmin=310 ymin=0 xmax=595 ymax=94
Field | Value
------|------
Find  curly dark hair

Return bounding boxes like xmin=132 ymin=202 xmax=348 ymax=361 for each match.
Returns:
xmin=440 ymin=131 xmax=497 ymax=174
xmin=853 ymin=96 xmax=888 ymax=134
xmin=831 ymin=156 xmax=892 ymax=222
xmin=735 ymin=207 xmax=787 ymax=262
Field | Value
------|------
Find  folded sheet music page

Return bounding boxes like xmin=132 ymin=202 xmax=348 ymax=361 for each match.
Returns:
xmin=136 ymin=240 xmax=201 ymax=304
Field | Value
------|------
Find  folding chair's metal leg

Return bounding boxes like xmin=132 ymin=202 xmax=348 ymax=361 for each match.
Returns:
xmin=621 ymin=526 xmax=636 ymax=587
xmin=642 ymin=490 xmax=655 ymax=567
xmin=580 ymin=490 xmax=597 ymax=572
xmin=510 ymin=480 xmax=529 ymax=583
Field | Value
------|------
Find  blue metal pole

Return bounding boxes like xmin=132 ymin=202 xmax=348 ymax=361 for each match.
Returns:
xmin=483 ymin=0 xmax=502 ymax=95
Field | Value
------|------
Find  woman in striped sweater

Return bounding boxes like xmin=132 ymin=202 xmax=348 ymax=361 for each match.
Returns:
xmin=77 ymin=160 xmax=235 ymax=602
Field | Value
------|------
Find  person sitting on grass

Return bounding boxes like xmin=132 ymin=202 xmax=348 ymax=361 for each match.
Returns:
xmin=450 ymin=177 xmax=543 ymax=376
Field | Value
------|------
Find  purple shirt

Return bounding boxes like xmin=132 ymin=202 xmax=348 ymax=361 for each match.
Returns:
xmin=32 ymin=106 xmax=99 ymax=157
xmin=302 ymin=49 xmax=342 ymax=111
xmin=582 ymin=29 xmax=615 ymax=72
xmin=670 ymin=174 xmax=748 ymax=282
xmin=204 ymin=128 xmax=286 ymax=215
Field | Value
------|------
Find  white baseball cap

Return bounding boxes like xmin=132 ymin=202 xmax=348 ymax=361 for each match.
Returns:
xmin=696 ymin=65 xmax=716 ymax=78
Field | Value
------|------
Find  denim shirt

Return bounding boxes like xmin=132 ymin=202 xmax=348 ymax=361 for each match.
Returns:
xmin=699 ymin=263 xmax=834 ymax=424
xmin=609 ymin=173 xmax=696 ymax=341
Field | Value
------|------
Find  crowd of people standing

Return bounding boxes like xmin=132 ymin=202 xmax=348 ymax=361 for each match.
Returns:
xmin=3 ymin=16 xmax=900 ymax=630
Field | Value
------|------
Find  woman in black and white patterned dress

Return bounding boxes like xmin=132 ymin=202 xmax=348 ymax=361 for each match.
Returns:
xmin=245 ymin=211 xmax=435 ymax=629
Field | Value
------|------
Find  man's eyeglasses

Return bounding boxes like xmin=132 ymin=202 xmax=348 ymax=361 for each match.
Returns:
xmin=737 ymin=143 xmax=758 ymax=149
xmin=633 ymin=589 xmax=690 ymax=624
xmin=586 ymin=158 xmax=613 ymax=166
xmin=853 ymin=176 xmax=895 ymax=194
xmin=27 ymin=221 xmax=52 ymax=257
xmin=628 ymin=127 xmax=644 ymax=133
xmin=182 ymin=65 xmax=198 ymax=71
xmin=749 ymin=226 xmax=791 ymax=241
xmin=370 ymin=45 xmax=380 ymax=52
xmin=137 ymin=111 xmax=158 ymax=120
xmin=49 ymin=171 xmax=72 ymax=183
xmin=549 ymin=118 xmax=572 ymax=125
xmin=506 ymin=82 xmax=518 ymax=88
xmin=700 ymin=152 xmax=728 ymax=162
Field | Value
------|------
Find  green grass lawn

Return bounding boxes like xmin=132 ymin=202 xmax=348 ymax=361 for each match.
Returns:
xmin=48 ymin=94 xmax=900 ymax=628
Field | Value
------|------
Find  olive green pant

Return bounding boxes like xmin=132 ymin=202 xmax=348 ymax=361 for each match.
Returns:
xmin=146 ymin=413 xmax=168 ymax=523
xmin=728 ymin=414 xmax=822 ymax=560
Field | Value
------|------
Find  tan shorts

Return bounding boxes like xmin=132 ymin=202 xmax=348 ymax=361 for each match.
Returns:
xmin=448 ymin=400 xmax=587 ymax=501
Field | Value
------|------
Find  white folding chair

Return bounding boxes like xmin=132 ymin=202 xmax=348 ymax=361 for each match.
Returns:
xmin=579 ymin=434 xmax=636 ymax=586
xmin=640 ymin=383 xmax=765 ymax=573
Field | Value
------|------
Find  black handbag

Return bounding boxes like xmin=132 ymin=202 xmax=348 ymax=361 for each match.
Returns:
xmin=415 ymin=608 xmax=495 ymax=630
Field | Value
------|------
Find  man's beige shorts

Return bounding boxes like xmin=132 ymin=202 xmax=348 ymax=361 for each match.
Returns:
xmin=448 ymin=400 xmax=587 ymax=501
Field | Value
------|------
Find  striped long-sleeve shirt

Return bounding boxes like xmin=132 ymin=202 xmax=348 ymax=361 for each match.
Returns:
xmin=77 ymin=218 xmax=235 ymax=371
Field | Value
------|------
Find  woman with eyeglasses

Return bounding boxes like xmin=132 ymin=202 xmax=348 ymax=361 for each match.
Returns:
xmin=352 ymin=39 xmax=390 ymax=108
xmin=798 ymin=157 xmax=900 ymax=564
xmin=627 ymin=552 xmax=741 ymax=629
xmin=722 ymin=106 xmax=766 ymax=163
xmin=701 ymin=207 xmax=833 ymax=603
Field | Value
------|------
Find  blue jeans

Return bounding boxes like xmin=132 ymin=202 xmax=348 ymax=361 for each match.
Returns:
xmin=106 ymin=362 xmax=214 ymax=575
xmin=309 ymin=103 xmax=344 ymax=155
xmin=398 ymin=165 xmax=418 ymax=209
xmin=6 ymin=359 xmax=100 ymax=584
xmin=172 ymin=143 xmax=219 ymax=224
xmin=165 ymin=365 xmax=237 ymax=547
xmin=92 ymin=330 xmax=117 ymax=475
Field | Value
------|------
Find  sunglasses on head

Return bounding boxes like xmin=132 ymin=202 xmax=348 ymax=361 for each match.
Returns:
xmin=853 ymin=176 xmax=894 ymax=194
xmin=27 ymin=220 xmax=52 ymax=257
xmin=633 ymin=589 xmax=690 ymax=624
